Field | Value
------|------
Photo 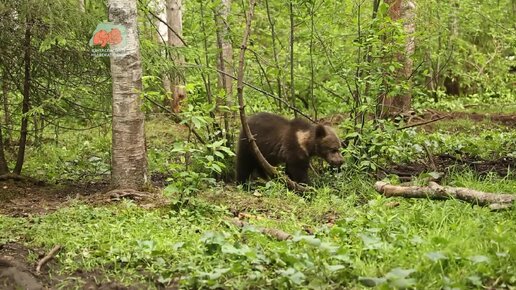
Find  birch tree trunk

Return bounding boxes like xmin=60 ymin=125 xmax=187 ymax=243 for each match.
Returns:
xmin=155 ymin=0 xmax=172 ymax=106
xmin=78 ymin=0 xmax=85 ymax=12
xmin=381 ymin=0 xmax=416 ymax=117
xmin=109 ymin=0 xmax=148 ymax=189
xmin=166 ymin=0 xmax=186 ymax=113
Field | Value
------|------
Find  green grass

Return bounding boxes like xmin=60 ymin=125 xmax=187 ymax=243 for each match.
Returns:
xmin=2 ymin=172 xmax=515 ymax=289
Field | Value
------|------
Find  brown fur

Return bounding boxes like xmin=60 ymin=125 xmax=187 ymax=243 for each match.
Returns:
xmin=236 ymin=112 xmax=343 ymax=184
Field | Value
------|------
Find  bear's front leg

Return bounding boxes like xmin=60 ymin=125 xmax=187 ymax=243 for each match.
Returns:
xmin=285 ymin=161 xmax=310 ymax=185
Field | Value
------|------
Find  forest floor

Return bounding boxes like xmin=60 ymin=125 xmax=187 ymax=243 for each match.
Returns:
xmin=0 ymin=180 xmax=113 ymax=289
xmin=411 ymin=109 xmax=516 ymax=130
xmin=1 ymin=108 xmax=515 ymax=289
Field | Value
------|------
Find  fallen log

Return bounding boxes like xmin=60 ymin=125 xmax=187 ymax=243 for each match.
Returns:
xmin=374 ymin=181 xmax=515 ymax=210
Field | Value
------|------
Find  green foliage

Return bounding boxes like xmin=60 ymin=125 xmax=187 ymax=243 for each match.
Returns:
xmin=2 ymin=171 xmax=515 ymax=288
xmin=414 ymin=0 xmax=515 ymax=98
xmin=162 ymin=137 xmax=234 ymax=199
xmin=23 ymin=128 xmax=111 ymax=182
xmin=415 ymin=93 xmax=516 ymax=113
xmin=0 ymin=217 xmax=28 ymax=245
xmin=2 ymin=0 xmax=513 ymax=182
xmin=335 ymin=114 xmax=515 ymax=173
xmin=163 ymin=137 xmax=234 ymax=199
xmin=1 ymin=1 xmax=515 ymax=288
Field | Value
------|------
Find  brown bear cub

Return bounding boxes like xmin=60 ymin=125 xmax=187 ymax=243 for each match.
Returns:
xmin=236 ymin=112 xmax=344 ymax=184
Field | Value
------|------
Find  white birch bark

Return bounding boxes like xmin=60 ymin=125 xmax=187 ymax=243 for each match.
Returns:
xmin=215 ymin=0 xmax=233 ymax=102
xmin=155 ymin=0 xmax=171 ymax=103
xmin=166 ymin=0 xmax=186 ymax=112
xmin=108 ymin=0 xmax=148 ymax=189
xmin=78 ymin=0 xmax=85 ymax=12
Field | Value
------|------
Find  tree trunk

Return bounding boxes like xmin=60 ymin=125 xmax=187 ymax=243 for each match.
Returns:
xmin=289 ymin=0 xmax=296 ymax=115
xmin=0 ymin=72 xmax=8 ymax=174
xmin=214 ymin=0 xmax=234 ymax=143
xmin=264 ymin=0 xmax=283 ymax=107
xmin=215 ymin=0 xmax=233 ymax=103
xmin=0 ymin=124 xmax=8 ymax=174
xmin=155 ymin=0 xmax=172 ymax=106
xmin=166 ymin=0 xmax=186 ymax=113
xmin=2 ymin=73 xmax=10 ymax=144
xmin=380 ymin=0 xmax=415 ymax=117
xmin=109 ymin=0 xmax=148 ymax=189
xmin=443 ymin=0 xmax=460 ymax=96
xmin=13 ymin=17 xmax=32 ymax=175
xmin=308 ymin=1 xmax=316 ymax=120
xmin=78 ymin=0 xmax=85 ymax=12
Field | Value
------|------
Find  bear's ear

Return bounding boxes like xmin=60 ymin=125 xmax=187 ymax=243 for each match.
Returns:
xmin=315 ymin=124 xmax=326 ymax=139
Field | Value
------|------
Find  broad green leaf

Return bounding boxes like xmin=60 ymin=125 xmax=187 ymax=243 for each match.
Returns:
xmin=359 ymin=277 xmax=387 ymax=287
xmin=469 ymin=255 xmax=490 ymax=264
xmin=386 ymin=268 xmax=416 ymax=279
xmin=326 ymin=264 xmax=346 ymax=272
xmin=425 ymin=251 xmax=448 ymax=262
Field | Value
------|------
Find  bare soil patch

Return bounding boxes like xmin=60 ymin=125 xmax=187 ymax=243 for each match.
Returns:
xmin=382 ymin=155 xmax=515 ymax=180
xmin=0 ymin=179 xmax=110 ymax=217
xmin=0 ymin=242 xmax=149 ymax=290
xmin=412 ymin=110 xmax=516 ymax=129
xmin=0 ymin=173 xmax=170 ymax=217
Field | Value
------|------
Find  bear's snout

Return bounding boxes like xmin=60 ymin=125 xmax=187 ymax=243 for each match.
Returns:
xmin=327 ymin=154 xmax=344 ymax=168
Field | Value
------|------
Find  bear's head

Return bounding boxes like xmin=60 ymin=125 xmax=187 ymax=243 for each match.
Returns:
xmin=315 ymin=124 xmax=344 ymax=168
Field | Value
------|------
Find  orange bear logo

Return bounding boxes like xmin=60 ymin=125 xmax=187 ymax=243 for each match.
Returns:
xmin=92 ymin=28 xmax=123 ymax=47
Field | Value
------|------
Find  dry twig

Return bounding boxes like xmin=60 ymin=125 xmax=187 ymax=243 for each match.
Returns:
xmin=397 ymin=115 xmax=448 ymax=130
xmin=36 ymin=245 xmax=61 ymax=274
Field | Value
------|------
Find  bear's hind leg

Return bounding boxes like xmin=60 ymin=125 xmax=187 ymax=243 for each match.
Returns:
xmin=255 ymin=165 xmax=270 ymax=180
xmin=236 ymin=161 xmax=255 ymax=183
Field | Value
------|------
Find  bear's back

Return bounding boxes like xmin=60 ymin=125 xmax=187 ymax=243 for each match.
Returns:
xmin=245 ymin=113 xmax=314 ymax=164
